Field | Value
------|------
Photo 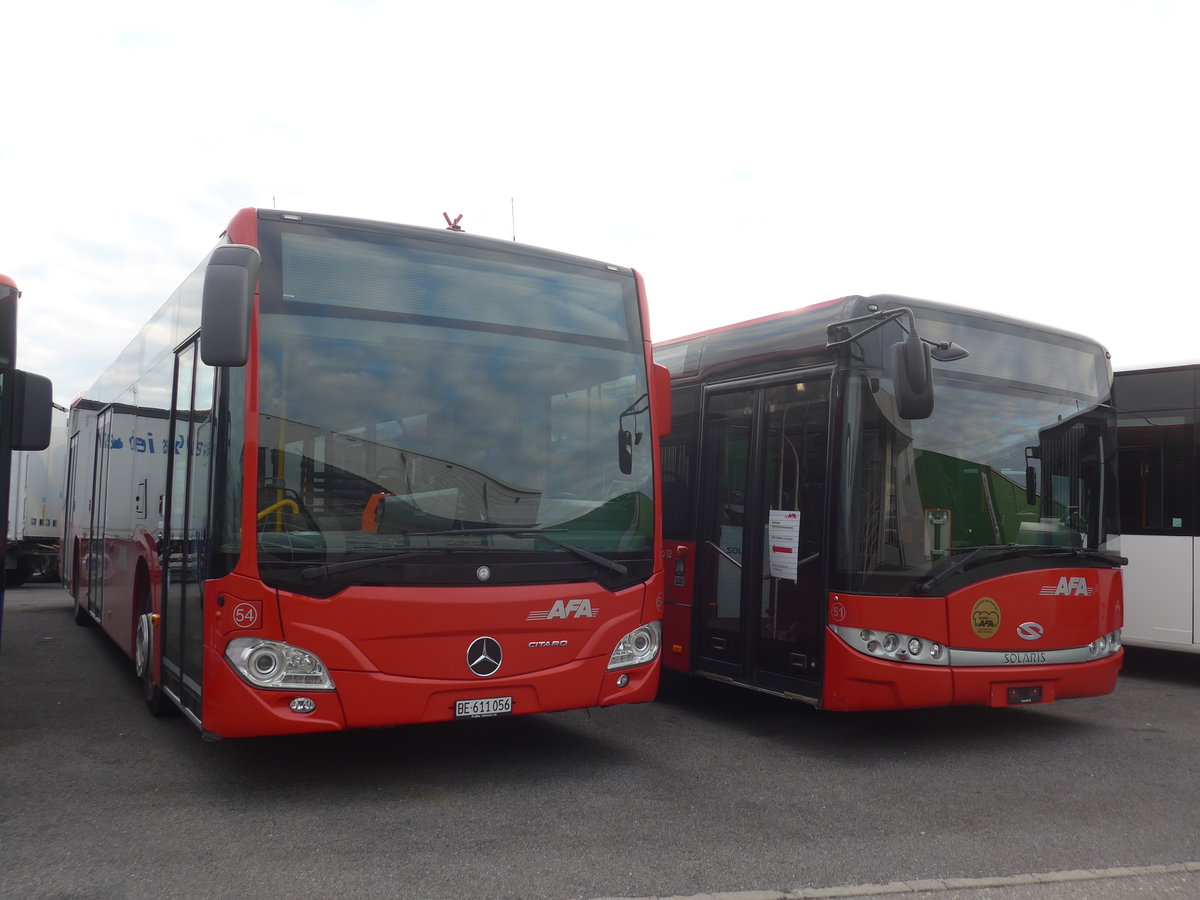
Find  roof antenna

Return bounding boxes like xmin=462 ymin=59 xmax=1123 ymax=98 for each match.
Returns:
xmin=443 ymin=212 xmax=465 ymax=232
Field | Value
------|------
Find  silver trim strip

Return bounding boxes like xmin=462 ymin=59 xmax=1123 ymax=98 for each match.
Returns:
xmin=948 ymin=646 xmax=1099 ymax=666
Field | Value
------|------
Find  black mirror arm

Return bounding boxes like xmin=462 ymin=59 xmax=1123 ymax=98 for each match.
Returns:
xmin=826 ymin=307 xmax=915 ymax=352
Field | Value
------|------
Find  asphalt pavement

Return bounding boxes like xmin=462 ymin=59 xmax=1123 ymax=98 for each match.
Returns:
xmin=3 ymin=582 xmax=1199 ymax=900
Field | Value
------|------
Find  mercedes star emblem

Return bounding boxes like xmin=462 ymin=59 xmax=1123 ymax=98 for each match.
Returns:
xmin=467 ymin=636 xmax=502 ymax=677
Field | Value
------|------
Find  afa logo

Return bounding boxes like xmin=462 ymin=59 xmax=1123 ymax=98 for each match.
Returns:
xmin=970 ymin=597 xmax=1001 ymax=639
xmin=526 ymin=598 xmax=598 ymax=621
xmin=1039 ymin=577 xmax=1093 ymax=597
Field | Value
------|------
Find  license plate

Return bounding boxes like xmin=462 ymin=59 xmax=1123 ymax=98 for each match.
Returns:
xmin=455 ymin=696 xmax=513 ymax=718
xmin=1007 ymin=685 xmax=1043 ymax=705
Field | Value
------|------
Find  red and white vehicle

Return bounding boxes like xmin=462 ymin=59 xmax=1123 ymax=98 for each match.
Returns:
xmin=63 ymin=209 xmax=670 ymax=737
xmin=655 ymin=295 xmax=1124 ymax=710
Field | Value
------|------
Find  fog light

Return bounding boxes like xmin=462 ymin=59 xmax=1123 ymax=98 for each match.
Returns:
xmin=908 ymin=638 xmax=923 ymax=656
xmin=883 ymin=634 xmax=899 ymax=653
xmin=617 ymin=674 xmax=629 ymax=687
xmin=290 ymin=697 xmax=317 ymax=714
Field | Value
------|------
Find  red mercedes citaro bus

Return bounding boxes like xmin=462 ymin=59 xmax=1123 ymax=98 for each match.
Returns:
xmin=654 ymin=295 xmax=1124 ymax=711
xmin=63 ymin=209 xmax=670 ymax=738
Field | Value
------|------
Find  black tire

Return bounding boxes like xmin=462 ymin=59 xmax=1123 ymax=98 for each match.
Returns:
xmin=71 ymin=592 xmax=93 ymax=626
xmin=134 ymin=574 xmax=174 ymax=718
xmin=70 ymin=544 xmax=93 ymax=626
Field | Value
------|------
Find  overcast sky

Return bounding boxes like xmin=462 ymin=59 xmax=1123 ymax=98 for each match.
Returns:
xmin=4 ymin=0 xmax=1197 ymax=406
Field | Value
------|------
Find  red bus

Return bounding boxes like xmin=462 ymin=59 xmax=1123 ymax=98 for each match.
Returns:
xmin=655 ymin=295 xmax=1124 ymax=711
xmin=1 ymin=274 xmax=53 ymax=642
xmin=63 ymin=209 xmax=670 ymax=738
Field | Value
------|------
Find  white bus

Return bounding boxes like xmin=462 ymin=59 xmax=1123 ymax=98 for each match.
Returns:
xmin=1116 ymin=362 xmax=1200 ymax=652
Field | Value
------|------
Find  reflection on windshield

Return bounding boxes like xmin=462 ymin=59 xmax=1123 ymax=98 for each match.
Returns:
xmin=837 ymin=365 xmax=1118 ymax=594
xmin=253 ymin=272 xmax=654 ymax=590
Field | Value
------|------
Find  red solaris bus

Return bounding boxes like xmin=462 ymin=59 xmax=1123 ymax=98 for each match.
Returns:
xmin=655 ymin=295 xmax=1124 ymax=711
xmin=63 ymin=210 xmax=670 ymax=738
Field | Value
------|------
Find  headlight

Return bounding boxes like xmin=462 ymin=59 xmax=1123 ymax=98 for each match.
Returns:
xmin=225 ymin=638 xmax=336 ymax=690
xmin=608 ymin=621 xmax=662 ymax=670
xmin=830 ymin=625 xmax=949 ymax=666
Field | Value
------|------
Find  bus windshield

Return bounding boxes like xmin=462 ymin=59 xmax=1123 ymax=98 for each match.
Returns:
xmin=254 ymin=224 xmax=655 ymax=593
xmin=836 ymin=309 xmax=1118 ymax=594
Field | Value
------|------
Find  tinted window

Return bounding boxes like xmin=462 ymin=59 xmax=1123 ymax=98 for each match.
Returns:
xmin=1116 ymin=369 xmax=1195 ymax=412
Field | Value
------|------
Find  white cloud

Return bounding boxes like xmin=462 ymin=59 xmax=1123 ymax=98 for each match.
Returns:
xmin=3 ymin=0 xmax=1198 ymax=403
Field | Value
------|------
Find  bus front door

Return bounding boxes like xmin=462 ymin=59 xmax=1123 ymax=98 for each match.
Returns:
xmin=696 ymin=377 xmax=830 ymax=699
xmin=84 ymin=409 xmax=116 ymax=622
xmin=161 ymin=340 xmax=213 ymax=721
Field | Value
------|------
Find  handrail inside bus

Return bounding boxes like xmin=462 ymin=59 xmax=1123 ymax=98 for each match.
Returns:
xmin=257 ymin=499 xmax=300 ymax=520
xmin=705 ymin=540 xmax=743 ymax=569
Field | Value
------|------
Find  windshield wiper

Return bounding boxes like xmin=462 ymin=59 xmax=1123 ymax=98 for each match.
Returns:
xmin=1030 ymin=547 xmax=1128 ymax=566
xmin=405 ymin=527 xmax=629 ymax=576
xmin=917 ymin=544 xmax=1126 ymax=595
xmin=915 ymin=545 xmax=1024 ymax=594
xmin=300 ymin=550 xmax=446 ymax=582
xmin=299 ymin=528 xmax=629 ymax=582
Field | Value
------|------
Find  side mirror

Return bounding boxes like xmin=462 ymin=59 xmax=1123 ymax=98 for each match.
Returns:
xmin=618 ymin=430 xmax=634 ymax=475
xmin=12 ymin=370 xmax=52 ymax=451
xmin=652 ymin=363 xmax=673 ymax=437
xmin=200 ymin=244 xmax=261 ymax=367
xmin=891 ymin=331 xmax=933 ymax=419
xmin=1024 ymin=446 xmax=1040 ymax=506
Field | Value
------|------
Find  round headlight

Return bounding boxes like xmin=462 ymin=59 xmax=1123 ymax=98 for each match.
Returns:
xmin=883 ymin=634 xmax=899 ymax=653
xmin=908 ymin=638 xmax=923 ymax=656
xmin=248 ymin=646 xmax=281 ymax=681
xmin=930 ymin=642 xmax=943 ymax=660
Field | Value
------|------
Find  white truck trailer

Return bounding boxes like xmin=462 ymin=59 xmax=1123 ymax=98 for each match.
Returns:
xmin=6 ymin=405 xmax=66 ymax=585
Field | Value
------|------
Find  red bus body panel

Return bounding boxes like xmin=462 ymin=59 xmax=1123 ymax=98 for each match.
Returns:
xmin=823 ymin=567 xmax=1123 ymax=711
xmin=203 ymin=573 xmax=663 ymax=738
xmin=662 ymin=540 xmax=696 ymax=672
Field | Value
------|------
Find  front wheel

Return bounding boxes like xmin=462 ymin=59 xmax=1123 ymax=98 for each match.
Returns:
xmin=135 ymin=611 xmax=173 ymax=718
xmin=71 ymin=591 xmax=93 ymax=627
xmin=71 ymin=543 xmax=92 ymax=626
